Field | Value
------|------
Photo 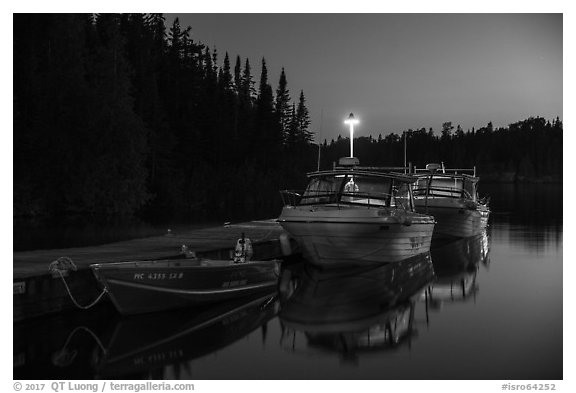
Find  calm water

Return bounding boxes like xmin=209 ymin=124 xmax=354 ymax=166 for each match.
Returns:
xmin=13 ymin=184 xmax=562 ymax=380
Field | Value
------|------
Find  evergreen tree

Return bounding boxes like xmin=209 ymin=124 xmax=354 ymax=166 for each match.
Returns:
xmin=145 ymin=13 xmax=166 ymax=52
xmin=286 ymin=103 xmax=297 ymax=148
xmin=295 ymin=90 xmax=313 ymax=143
xmin=167 ymin=18 xmax=191 ymax=63
xmin=219 ymin=52 xmax=233 ymax=91
xmin=203 ymin=47 xmax=217 ymax=83
xmin=275 ymin=67 xmax=291 ymax=143
xmin=441 ymin=121 xmax=454 ymax=141
xmin=234 ymin=55 xmax=242 ymax=93
xmin=257 ymin=58 xmax=272 ymax=106
xmin=255 ymin=58 xmax=281 ymax=166
xmin=487 ymin=121 xmax=494 ymax=133
xmin=240 ymin=58 xmax=256 ymax=104
xmin=455 ymin=124 xmax=464 ymax=138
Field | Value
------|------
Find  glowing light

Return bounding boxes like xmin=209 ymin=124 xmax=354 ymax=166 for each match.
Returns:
xmin=344 ymin=113 xmax=359 ymax=157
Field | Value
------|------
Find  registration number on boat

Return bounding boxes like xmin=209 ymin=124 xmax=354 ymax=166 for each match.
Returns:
xmin=133 ymin=273 xmax=184 ymax=280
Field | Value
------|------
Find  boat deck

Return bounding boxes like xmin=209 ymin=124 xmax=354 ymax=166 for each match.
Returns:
xmin=13 ymin=220 xmax=287 ymax=321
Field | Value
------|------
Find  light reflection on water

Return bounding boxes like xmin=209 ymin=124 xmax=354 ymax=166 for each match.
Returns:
xmin=13 ymin=184 xmax=562 ymax=380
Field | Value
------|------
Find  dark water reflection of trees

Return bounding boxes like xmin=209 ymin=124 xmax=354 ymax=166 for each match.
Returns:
xmin=483 ymin=183 xmax=562 ymax=251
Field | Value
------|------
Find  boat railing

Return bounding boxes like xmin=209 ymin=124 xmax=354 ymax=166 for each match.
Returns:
xmin=413 ymin=186 xmax=471 ymax=199
xmin=334 ymin=165 xmax=411 ymax=174
xmin=340 ymin=191 xmax=391 ymax=207
xmin=414 ymin=166 xmax=476 ymax=176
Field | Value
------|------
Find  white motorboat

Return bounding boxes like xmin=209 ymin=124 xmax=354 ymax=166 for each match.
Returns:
xmin=278 ymin=157 xmax=436 ymax=268
xmin=413 ymin=163 xmax=490 ymax=239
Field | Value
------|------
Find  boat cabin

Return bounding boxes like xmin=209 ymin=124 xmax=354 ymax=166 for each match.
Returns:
xmin=413 ymin=173 xmax=479 ymax=201
xmin=283 ymin=170 xmax=418 ymax=211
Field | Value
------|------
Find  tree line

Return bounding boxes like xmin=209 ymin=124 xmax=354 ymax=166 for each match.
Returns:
xmin=14 ymin=13 xmax=314 ymax=219
xmin=14 ymin=14 xmax=562 ymax=221
xmin=320 ymin=117 xmax=562 ymax=183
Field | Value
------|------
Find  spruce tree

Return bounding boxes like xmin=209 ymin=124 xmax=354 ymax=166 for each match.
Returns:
xmin=256 ymin=58 xmax=281 ymax=166
xmin=295 ymin=90 xmax=313 ymax=143
xmin=220 ymin=52 xmax=233 ymax=91
xmin=275 ymin=67 xmax=291 ymax=143
xmin=258 ymin=58 xmax=271 ymax=104
xmin=455 ymin=124 xmax=464 ymax=138
xmin=234 ymin=55 xmax=242 ymax=93
xmin=240 ymin=58 xmax=256 ymax=104
xmin=441 ymin=122 xmax=453 ymax=141
xmin=168 ymin=18 xmax=190 ymax=63
xmin=286 ymin=103 xmax=297 ymax=148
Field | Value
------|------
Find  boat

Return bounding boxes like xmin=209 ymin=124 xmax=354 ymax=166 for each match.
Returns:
xmin=278 ymin=157 xmax=436 ymax=268
xmin=413 ymin=163 xmax=490 ymax=239
xmin=90 ymin=257 xmax=280 ymax=315
xmin=278 ymin=253 xmax=435 ymax=359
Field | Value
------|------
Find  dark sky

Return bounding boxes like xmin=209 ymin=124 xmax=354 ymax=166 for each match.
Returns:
xmin=166 ymin=13 xmax=562 ymax=141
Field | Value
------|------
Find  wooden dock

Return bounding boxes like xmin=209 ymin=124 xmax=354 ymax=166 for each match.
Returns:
xmin=13 ymin=220 xmax=289 ymax=322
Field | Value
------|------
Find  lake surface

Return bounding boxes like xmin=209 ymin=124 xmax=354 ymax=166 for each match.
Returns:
xmin=13 ymin=184 xmax=562 ymax=380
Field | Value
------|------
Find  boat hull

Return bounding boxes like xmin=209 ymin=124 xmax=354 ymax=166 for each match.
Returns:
xmin=278 ymin=205 xmax=435 ymax=268
xmin=90 ymin=259 xmax=280 ymax=315
xmin=415 ymin=198 xmax=489 ymax=239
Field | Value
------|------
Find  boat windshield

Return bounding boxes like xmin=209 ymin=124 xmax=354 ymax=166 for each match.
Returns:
xmin=300 ymin=174 xmax=414 ymax=211
xmin=414 ymin=176 xmax=475 ymax=199
xmin=341 ymin=175 xmax=392 ymax=206
xmin=301 ymin=175 xmax=345 ymax=204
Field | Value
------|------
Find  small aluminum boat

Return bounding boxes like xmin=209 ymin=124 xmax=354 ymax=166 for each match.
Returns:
xmin=90 ymin=258 xmax=280 ymax=315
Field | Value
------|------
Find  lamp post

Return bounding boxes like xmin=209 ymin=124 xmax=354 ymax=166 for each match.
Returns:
xmin=404 ymin=131 xmax=407 ymax=174
xmin=344 ymin=113 xmax=359 ymax=158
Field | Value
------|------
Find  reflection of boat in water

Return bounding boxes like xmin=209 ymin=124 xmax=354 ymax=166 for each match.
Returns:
xmin=14 ymin=302 xmax=116 ymax=380
xmin=93 ymin=292 xmax=277 ymax=379
xmin=90 ymin=258 xmax=280 ymax=314
xmin=278 ymin=157 xmax=436 ymax=268
xmin=278 ymin=253 xmax=435 ymax=360
xmin=427 ymin=231 xmax=490 ymax=306
xmin=413 ymin=164 xmax=490 ymax=239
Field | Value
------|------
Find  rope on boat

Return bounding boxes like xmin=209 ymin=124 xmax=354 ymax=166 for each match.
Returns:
xmin=48 ymin=257 xmax=108 ymax=310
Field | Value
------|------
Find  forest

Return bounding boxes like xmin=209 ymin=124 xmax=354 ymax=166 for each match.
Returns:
xmin=320 ymin=117 xmax=563 ymax=184
xmin=13 ymin=14 xmax=563 ymax=220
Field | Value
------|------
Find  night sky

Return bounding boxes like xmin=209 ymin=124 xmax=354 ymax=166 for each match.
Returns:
xmin=166 ymin=13 xmax=562 ymax=142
